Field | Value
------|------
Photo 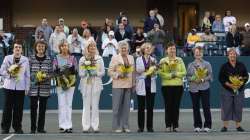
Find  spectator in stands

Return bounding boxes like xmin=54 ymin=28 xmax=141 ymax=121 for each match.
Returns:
xmin=219 ymin=48 xmax=249 ymax=132
xmin=79 ymin=41 xmax=104 ymax=133
xmin=136 ymin=43 xmax=157 ymax=133
xmin=102 ymin=31 xmax=118 ymax=57
xmin=115 ymin=11 xmax=126 ymax=25
xmin=58 ymin=18 xmax=70 ymax=37
xmin=36 ymin=30 xmax=46 ymax=42
xmin=154 ymin=8 xmax=164 ymax=28
xmin=108 ymin=41 xmax=135 ymax=133
xmin=0 ymin=40 xmax=30 ymax=134
xmin=209 ymin=11 xmax=216 ymax=25
xmin=81 ymin=19 xmax=97 ymax=40
xmin=202 ymin=11 xmax=212 ymax=31
xmin=186 ymin=29 xmax=201 ymax=55
xmin=115 ymin=23 xmax=132 ymax=42
xmin=212 ymin=15 xmax=225 ymax=32
xmin=35 ymin=18 xmax=53 ymax=44
xmin=28 ymin=41 xmax=53 ymax=134
xmin=147 ymin=23 xmax=166 ymax=57
xmin=133 ymin=27 xmax=145 ymax=53
xmin=201 ymin=28 xmax=217 ymax=56
xmin=226 ymin=24 xmax=241 ymax=49
xmin=101 ymin=19 xmax=114 ymax=43
xmin=223 ymin=10 xmax=237 ymax=32
xmin=159 ymin=42 xmax=186 ymax=132
xmin=120 ymin=16 xmax=134 ymax=38
xmin=82 ymin=29 xmax=95 ymax=56
xmin=187 ymin=46 xmax=213 ymax=133
xmin=67 ymin=28 xmax=84 ymax=61
xmin=53 ymin=40 xmax=77 ymax=133
xmin=201 ymin=28 xmax=216 ymax=42
xmin=49 ymin=25 xmax=66 ymax=57
xmin=144 ymin=10 xmax=160 ymax=33
xmin=240 ymin=23 xmax=250 ymax=56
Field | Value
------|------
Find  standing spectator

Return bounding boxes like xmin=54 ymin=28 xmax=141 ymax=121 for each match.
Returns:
xmin=67 ymin=28 xmax=84 ymax=61
xmin=132 ymin=27 xmax=145 ymax=53
xmin=120 ymin=17 xmax=134 ymax=38
xmin=102 ymin=31 xmax=118 ymax=57
xmin=53 ymin=40 xmax=77 ymax=133
xmin=108 ymin=41 xmax=135 ymax=133
xmin=212 ymin=15 xmax=225 ymax=32
xmin=209 ymin=11 xmax=216 ymax=25
xmin=81 ymin=19 xmax=98 ymax=40
xmin=79 ymin=41 xmax=105 ymax=133
xmin=115 ymin=11 xmax=127 ymax=25
xmin=49 ymin=25 xmax=66 ymax=57
xmin=115 ymin=23 xmax=132 ymax=42
xmin=29 ymin=41 xmax=53 ymax=134
xmin=0 ymin=40 xmax=30 ymax=134
xmin=58 ymin=18 xmax=70 ymax=37
xmin=144 ymin=10 xmax=160 ymax=33
xmin=226 ymin=25 xmax=241 ymax=48
xmin=223 ymin=10 xmax=237 ymax=32
xmin=187 ymin=47 xmax=213 ymax=133
xmin=147 ymin=23 xmax=166 ymax=57
xmin=219 ymin=48 xmax=249 ymax=132
xmin=240 ymin=23 xmax=250 ymax=56
xmin=202 ymin=11 xmax=212 ymax=31
xmin=82 ymin=29 xmax=95 ymax=56
xmin=35 ymin=18 xmax=53 ymax=44
xmin=136 ymin=43 xmax=156 ymax=133
xmin=158 ymin=42 xmax=186 ymax=132
xmin=154 ymin=8 xmax=164 ymax=28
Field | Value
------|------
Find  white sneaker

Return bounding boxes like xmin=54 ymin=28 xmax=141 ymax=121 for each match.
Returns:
xmin=114 ymin=129 xmax=122 ymax=133
xmin=194 ymin=127 xmax=201 ymax=132
xmin=203 ymin=127 xmax=211 ymax=132
xmin=124 ymin=129 xmax=131 ymax=133
xmin=165 ymin=127 xmax=171 ymax=132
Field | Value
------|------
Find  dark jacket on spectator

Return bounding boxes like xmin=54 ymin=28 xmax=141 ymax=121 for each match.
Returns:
xmin=226 ymin=32 xmax=241 ymax=47
xmin=115 ymin=30 xmax=132 ymax=42
xmin=144 ymin=17 xmax=160 ymax=33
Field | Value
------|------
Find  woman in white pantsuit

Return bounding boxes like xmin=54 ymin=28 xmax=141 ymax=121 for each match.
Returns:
xmin=79 ymin=41 xmax=105 ymax=133
xmin=53 ymin=40 xmax=78 ymax=133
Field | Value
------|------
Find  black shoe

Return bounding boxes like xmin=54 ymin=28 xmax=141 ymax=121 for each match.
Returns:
xmin=147 ymin=128 xmax=154 ymax=132
xmin=1 ymin=130 xmax=9 ymax=134
xmin=137 ymin=129 xmax=144 ymax=133
xmin=15 ymin=129 xmax=24 ymax=134
xmin=37 ymin=130 xmax=47 ymax=133
xmin=30 ymin=130 xmax=36 ymax=134
xmin=221 ymin=127 xmax=228 ymax=132
xmin=66 ymin=129 xmax=72 ymax=133
xmin=236 ymin=126 xmax=245 ymax=132
xmin=59 ymin=128 xmax=64 ymax=131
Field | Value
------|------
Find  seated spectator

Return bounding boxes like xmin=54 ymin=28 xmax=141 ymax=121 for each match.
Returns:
xmin=102 ymin=31 xmax=118 ymax=57
xmin=240 ymin=23 xmax=250 ymax=56
xmin=132 ymin=27 xmax=145 ymax=54
xmin=115 ymin=23 xmax=132 ymax=42
xmin=212 ymin=15 xmax=225 ymax=32
xmin=226 ymin=24 xmax=241 ymax=48
xmin=201 ymin=28 xmax=217 ymax=56
xmin=120 ymin=16 xmax=134 ymax=37
xmin=82 ymin=29 xmax=95 ymax=56
xmin=147 ymin=23 xmax=165 ymax=57
xmin=154 ymin=8 xmax=164 ymax=28
xmin=67 ymin=28 xmax=84 ymax=61
xmin=144 ymin=10 xmax=160 ymax=33
xmin=202 ymin=11 xmax=212 ymax=31
xmin=201 ymin=28 xmax=216 ymax=42
xmin=49 ymin=25 xmax=66 ymax=57
xmin=36 ymin=30 xmax=46 ymax=42
xmin=223 ymin=10 xmax=237 ymax=32
xmin=35 ymin=18 xmax=53 ymax=44
xmin=186 ymin=29 xmax=201 ymax=56
xmin=58 ymin=18 xmax=70 ymax=37
xmin=80 ymin=19 xmax=97 ymax=40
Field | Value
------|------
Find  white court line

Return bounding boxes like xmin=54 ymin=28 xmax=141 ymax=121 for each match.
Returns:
xmin=3 ymin=134 xmax=15 ymax=140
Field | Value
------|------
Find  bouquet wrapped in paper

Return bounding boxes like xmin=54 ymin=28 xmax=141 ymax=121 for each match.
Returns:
xmin=117 ymin=63 xmax=134 ymax=79
xmin=229 ymin=75 xmax=245 ymax=94
xmin=144 ymin=61 xmax=158 ymax=77
xmin=80 ymin=57 xmax=98 ymax=84
xmin=8 ymin=64 xmax=22 ymax=81
xmin=56 ymin=65 xmax=76 ymax=90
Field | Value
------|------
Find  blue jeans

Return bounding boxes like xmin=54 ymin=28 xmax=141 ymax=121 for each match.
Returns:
xmin=154 ymin=44 xmax=164 ymax=58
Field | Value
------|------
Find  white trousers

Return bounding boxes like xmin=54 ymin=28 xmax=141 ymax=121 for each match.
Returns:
xmin=81 ymin=85 xmax=101 ymax=131
xmin=57 ymin=87 xmax=75 ymax=130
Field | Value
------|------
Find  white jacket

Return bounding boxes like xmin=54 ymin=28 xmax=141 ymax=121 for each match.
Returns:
xmin=78 ymin=55 xmax=105 ymax=96
xmin=135 ymin=56 xmax=157 ymax=96
xmin=102 ymin=38 xmax=118 ymax=57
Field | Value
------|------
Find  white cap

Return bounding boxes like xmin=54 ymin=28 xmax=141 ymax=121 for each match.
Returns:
xmin=108 ymin=31 xmax=115 ymax=36
xmin=245 ymin=22 xmax=250 ymax=27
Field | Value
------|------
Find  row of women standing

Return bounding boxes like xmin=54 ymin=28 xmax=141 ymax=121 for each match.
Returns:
xmin=0 ymin=39 xmax=249 ymax=134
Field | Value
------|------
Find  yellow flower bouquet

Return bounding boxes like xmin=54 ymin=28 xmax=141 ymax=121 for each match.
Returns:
xmin=36 ymin=71 xmax=47 ymax=83
xmin=229 ymin=75 xmax=245 ymax=93
xmin=117 ymin=64 xmax=134 ymax=79
xmin=8 ymin=64 xmax=22 ymax=81
xmin=195 ymin=67 xmax=208 ymax=80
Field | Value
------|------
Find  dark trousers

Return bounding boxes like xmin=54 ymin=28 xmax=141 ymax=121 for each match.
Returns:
xmin=162 ymin=86 xmax=183 ymax=128
xmin=30 ymin=96 xmax=48 ymax=131
xmin=137 ymin=87 xmax=155 ymax=130
xmin=190 ymin=89 xmax=212 ymax=128
xmin=1 ymin=89 xmax=25 ymax=131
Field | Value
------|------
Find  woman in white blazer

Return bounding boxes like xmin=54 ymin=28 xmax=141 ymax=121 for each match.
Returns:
xmin=79 ymin=41 xmax=105 ymax=133
xmin=136 ymin=43 xmax=157 ymax=133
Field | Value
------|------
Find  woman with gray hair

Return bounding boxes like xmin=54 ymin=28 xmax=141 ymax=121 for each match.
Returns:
xmin=108 ymin=41 xmax=135 ymax=133
xmin=219 ymin=47 xmax=249 ymax=132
